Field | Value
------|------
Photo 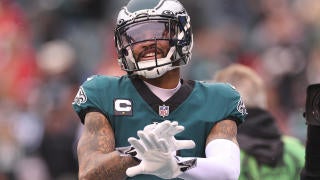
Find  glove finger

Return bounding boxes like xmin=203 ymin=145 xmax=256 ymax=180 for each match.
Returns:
xmin=162 ymin=121 xmax=184 ymax=137
xmin=175 ymin=140 xmax=196 ymax=150
xmin=158 ymin=138 xmax=170 ymax=153
xmin=138 ymin=131 xmax=157 ymax=150
xmin=128 ymin=137 xmax=146 ymax=154
xmin=164 ymin=121 xmax=178 ymax=135
xmin=148 ymin=133 xmax=164 ymax=150
xmin=166 ymin=120 xmax=178 ymax=130
xmin=143 ymin=122 xmax=157 ymax=132
xmin=169 ymin=121 xmax=178 ymax=129
xmin=152 ymin=120 xmax=171 ymax=136
xmin=167 ymin=125 xmax=184 ymax=136
xmin=126 ymin=165 xmax=144 ymax=177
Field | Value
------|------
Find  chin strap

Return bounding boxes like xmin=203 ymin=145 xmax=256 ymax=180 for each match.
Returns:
xmin=132 ymin=46 xmax=176 ymax=78
xmin=134 ymin=65 xmax=176 ymax=79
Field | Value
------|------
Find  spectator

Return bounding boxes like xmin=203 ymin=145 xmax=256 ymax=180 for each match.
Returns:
xmin=35 ymin=40 xmax=80 ymax=179
xmin=214 ymin=64 xmax=305 ymax=180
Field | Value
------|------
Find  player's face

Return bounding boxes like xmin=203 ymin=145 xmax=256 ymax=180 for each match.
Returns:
xmin=132 ymin=36 xmax=170 ymax=62
xmin=120 ymin=21 xmax=175 ymax=62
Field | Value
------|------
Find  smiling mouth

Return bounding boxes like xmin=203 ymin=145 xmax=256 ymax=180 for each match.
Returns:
xmin=138 ymin=49 xmax=164 ymax=61
xmin=143 ymin=52 xmax=159 ymax=59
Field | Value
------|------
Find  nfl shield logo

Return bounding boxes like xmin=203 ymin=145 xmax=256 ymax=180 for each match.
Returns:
xmin=159 ymin=105 xmax=169 ymax=117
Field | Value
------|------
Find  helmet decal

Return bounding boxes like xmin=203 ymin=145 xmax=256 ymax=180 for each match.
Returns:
xmin=127 ymin=0 xmax=161 ymax=12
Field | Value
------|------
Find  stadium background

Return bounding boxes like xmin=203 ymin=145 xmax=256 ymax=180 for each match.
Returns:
xmin=0 ymin=0 xmax=319 ymax=179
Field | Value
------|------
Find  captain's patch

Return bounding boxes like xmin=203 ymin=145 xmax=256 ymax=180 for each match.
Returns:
xmin=114 ymin=99 xmax=133 ymax=116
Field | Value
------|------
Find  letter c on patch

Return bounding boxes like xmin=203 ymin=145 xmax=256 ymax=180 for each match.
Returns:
xmin=114 ymin=99 xmax=133 ymax=116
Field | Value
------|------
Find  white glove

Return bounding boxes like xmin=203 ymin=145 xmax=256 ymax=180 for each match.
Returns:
xmin=143 ymin=120 xmax=195 ymax=152
xmin=126 ymin=131 xmax=182 ymax=179
xmin=117 ymin=120 xmax=194 ymax=161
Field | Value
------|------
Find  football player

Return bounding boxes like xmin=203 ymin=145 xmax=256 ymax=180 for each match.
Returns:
xmin=72 ymin=0 xmax=246 ymax=179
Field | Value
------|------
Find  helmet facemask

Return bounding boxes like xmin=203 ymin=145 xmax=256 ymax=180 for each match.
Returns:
xmin=115 ymin=3 xmax=193 ymax=78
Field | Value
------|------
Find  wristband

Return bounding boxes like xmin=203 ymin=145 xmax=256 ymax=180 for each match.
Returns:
xmin=116 ymin=146 xmax=141 ymax=162
xmin=176 ymin=156 xmax=197 ymax=172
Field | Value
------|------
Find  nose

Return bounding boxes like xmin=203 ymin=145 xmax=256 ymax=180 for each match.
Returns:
xmin=136 ymin=39 xmax=157 ymax=49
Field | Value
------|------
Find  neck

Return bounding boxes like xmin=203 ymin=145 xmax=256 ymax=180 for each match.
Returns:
xmin=141 ymin=68 xmax=180 ymax=89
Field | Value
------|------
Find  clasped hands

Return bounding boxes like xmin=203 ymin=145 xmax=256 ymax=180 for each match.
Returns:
xmin=126 ymin=120 xmax=196 ymax=179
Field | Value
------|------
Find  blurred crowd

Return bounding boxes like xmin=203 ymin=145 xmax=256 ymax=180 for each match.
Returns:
xmin=0 ymin=0 xmax=319 ymax=179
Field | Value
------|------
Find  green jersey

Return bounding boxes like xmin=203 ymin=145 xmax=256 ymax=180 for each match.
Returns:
xmin=72 ymin=75 xmax=246 ymax=179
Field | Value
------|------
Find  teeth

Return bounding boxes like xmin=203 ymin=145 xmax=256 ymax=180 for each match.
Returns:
xmin=144 ymin=53 xmax=155 ymax=57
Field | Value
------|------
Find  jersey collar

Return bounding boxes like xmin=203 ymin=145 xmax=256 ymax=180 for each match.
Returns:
xmin=130 ymin=75 xmax=195 ymax=115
